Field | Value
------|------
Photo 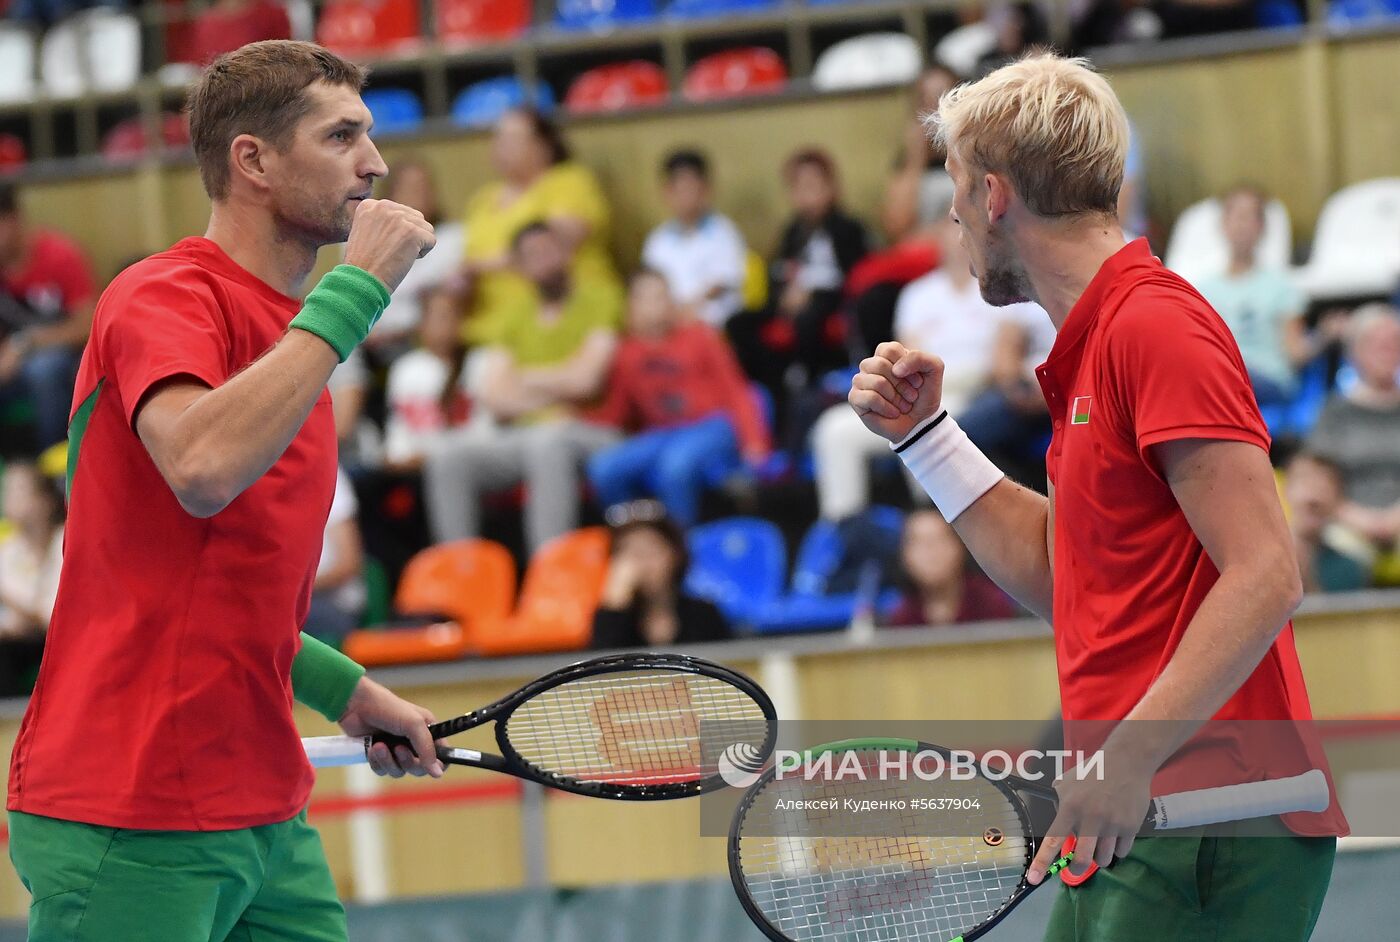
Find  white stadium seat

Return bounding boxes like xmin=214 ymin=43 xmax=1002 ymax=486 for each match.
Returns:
xmin=1165 ymin=195 xmax=1293 ymax=287
xmin=0 ymin=25 xmax=37 ymax=105
xmin=41 ymin=9 xmax=141 ymax=98
xmin=1293 ymin=178 xmax=1400 ymax=302
xmin=811 ymin=33 xmax=922 ymax=92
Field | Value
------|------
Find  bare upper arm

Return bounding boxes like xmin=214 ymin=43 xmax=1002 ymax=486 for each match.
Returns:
xmin=134 ymin=378 xmax=211 ymax=471
xmin=1152 ymin=438 xmax=1296 ymax=576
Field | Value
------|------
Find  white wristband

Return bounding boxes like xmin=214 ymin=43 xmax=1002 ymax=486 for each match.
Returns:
xmin=891 ymin=411 xmax=1005 ymax=522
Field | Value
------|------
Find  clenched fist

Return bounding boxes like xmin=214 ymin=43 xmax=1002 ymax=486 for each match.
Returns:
xmin=344 ymin=198 xmax=436 ymax=294
xmin=849 ymin=341 xmax=946 ymax=443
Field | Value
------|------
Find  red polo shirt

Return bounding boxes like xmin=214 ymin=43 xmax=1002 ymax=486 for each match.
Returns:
xmin=8 ymin=237 xmax=336 ymax=831
xmin=1037 ymin=239 xmax=1346 ymax=837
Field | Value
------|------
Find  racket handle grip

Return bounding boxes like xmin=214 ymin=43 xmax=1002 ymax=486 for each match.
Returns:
xmin=303 ymin=735 xmax=369 ymax=768
xmin=1149 ymin=769 xmax=1330 ymax=830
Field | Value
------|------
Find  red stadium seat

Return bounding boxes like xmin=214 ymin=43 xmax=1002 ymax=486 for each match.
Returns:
xmin=436 ymin=0 xmax=529 ymax=45
xmin=100 ymin=113 xmax=191 ymax=162
xmin=0 ymin=134 xmax=25 ymax=174
xmin=565 ymin=61 xmax=668 ymax=114
xmin=317 ymin=0 xmax=421 ymax=59
xmin=683 ymin=46 xmax=787 ymax=102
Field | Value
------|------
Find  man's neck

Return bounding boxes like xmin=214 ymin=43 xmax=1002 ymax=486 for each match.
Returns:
xmin=205 ymin=202 xmax=319 ymax=298
xmin=1015 ymin=216 xmax=1127 ymax=329
xmin=1227 ymin=252 xmax=1255 ymax=277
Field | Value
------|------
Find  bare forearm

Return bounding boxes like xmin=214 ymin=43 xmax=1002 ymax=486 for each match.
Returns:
xmin=154 ymin=331 xmax=338 ymax=516
xmin=1107 ymin=558 xmax=1301 ymax=770
xmin=951 ymin=478 xmax=1054 ymax=620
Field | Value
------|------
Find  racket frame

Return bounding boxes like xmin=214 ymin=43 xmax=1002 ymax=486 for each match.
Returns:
xmin=727 ymin=738 xmax=1071 ymax=942
xmin=373 ymin=652 xmax=778 ymax=801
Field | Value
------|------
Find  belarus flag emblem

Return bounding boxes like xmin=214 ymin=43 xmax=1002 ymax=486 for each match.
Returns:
xmin=1071 ymin=396 xmax=1093 ymax=425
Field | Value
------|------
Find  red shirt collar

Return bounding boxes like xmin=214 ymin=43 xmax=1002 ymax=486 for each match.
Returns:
xmin=1041 ymin=238 xmax=1160 ymax=381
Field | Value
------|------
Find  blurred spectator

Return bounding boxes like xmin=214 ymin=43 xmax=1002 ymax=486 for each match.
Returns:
xmin=882 ymin=510 xmax=1017 ymax=627
xmin=1119 ymin=118 xmax=1147 ymax=240
xmin=1284 ymin=451 xmax=1370 ymax=593
xmin=0 ymin=182 xmax=98 ymax=449
xmin=641 ymin=149 xmax=746 ymax=329
xmin=187 ymin=0 xmax=291 ymax=65
xmin=591 ymin=500 xmax=731 ymax=648
xmin=730 ymin=149 xmax=870 ymax=391
xmin=5 ymin=0 xmax=121 ymax=29
xmin=1306 ymin=304 xmax=1400 ymax=560
xmin=1196 ymin=186 xmax=1344 ymax=408
xmin=373 ymin=156 xmax=466 ymax=357
xmin=1073 ymin=0 xmax=1163 ymax=50
xmin=811 ymin=217 xmax=1052 ymax=521
xmin=879 ymin=64 xmax=958 ymax=245
xmin=382 ymin=285 xmax=489 ymax=473
xmin=424 ymin=223 xmax=621 ymax=553
xmin=461 ymin=107 xmax=620 ymax=345
xmin=0 ymin=461 xmax=63 ymax=638
xmin=303 ymin=468 xmax=366 ymax=644
xmin=586 ymin=270 xmax=769 ymax=527
xmin=975 ymin=4 xmax=1050 ymax=76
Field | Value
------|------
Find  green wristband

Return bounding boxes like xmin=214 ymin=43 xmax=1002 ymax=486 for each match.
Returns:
xmin=290 ymin=265 xmax=390 ymax=362
xmin=291 ymin=631 xmax=366 ymax=722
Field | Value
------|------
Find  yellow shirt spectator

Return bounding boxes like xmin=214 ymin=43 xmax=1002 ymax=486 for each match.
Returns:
xmin=463 ymin=161 xmax=620 ymax=344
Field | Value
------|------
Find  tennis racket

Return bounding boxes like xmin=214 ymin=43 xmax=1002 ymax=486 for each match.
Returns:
xmin=730 ymin=738 xmax=1330 ymax=941
xmin=302 ymin=652 xmax=777 ymax=801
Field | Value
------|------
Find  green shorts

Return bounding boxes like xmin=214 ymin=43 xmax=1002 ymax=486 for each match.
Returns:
xmin=8 ymin=808 xmax=346 ymax=942
xmin=1043 ymin=819 xmax=1336 ymax=942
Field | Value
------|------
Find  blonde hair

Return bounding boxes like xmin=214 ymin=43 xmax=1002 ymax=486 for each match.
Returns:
xmin=928 ymin=53 xmax=1128 ymax=218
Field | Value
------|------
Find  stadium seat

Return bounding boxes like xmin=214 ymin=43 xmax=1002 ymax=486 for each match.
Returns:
xmin=316 ymin=0 xmax=421 ymax=59
xmin=682 ymin=47 xmax=787 ymax=102
xmin=437 ymin=0 xmax=530 ymax=44
xmin=100 ymin=114 xmax=190 ymax=162
xmin=933 ymin=21 xmax=996 ymax=80
xmin=0 ymin=25 xmax=36 ymax=105
xmin=474 ymin=527 xmax=611 ymax=656
xmin=1164 ymin=195 xmax=1293 ymax=287
xmin=565 ymin=60 xmax=668 ymax=114
xmin=41 ymin=9 xmax=142 ymax=98
xmin=684 ymin=517 xmax=786 ymax=626
xmin=666 ymin=0 xmax=776 ymax=19
xmin=362 ymin=87 xmax=424 ymax=135
xmin=395 ymin=539 xmax=517 ymax=628
xmin=0 ymin=134 xmax=26 ymax=174
xmin=1328 ymin=0 xmax=1400 ymax=26
xmin=751 ymin=506 xmax=905 ymax=633
xmin=451 ymin=76 xmax=556 ymax=128
xmin=1293 ymin=178 xmax=1400 ymax=301
xmin=811 ymin=33 xmax=922 ymax=92
xmin=554 ymin=0 xmax=657 ymax=32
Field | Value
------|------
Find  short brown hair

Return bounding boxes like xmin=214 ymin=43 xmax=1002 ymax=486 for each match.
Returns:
xmin=187 ymin=40 xmax=367 ymax=201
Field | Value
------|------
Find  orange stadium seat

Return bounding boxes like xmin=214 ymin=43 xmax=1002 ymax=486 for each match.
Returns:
xmin=317 ymin=0 xmax=421 ymax=59
xmin=473 ymin=527 xmax=611 ymax=657
xmin=682 ymin=47 xmax=787 ymax=102
xmin=565 ymin=61 xmax=669 ymax=114
xmin=396 ymin=538 xmax=517 ymax=627
xmin=342 ymin=540 xmax=516 ymax=666
xmin=436 ymin=0 xmax=530 ymax=45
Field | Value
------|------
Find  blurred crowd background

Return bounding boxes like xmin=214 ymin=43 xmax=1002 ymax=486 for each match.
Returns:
xmin=1 ymin=0 xmax=1400 ymax=694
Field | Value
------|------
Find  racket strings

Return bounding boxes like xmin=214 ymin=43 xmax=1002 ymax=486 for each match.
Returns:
xmin=502 ymin=672 xmax=771 ymax=788
xmin=737 ymin=753 xmax=1031 ymax=941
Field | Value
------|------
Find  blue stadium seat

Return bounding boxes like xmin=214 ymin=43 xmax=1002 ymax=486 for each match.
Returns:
xmin=451 ymin=77 xmax=556 ymax=129
xmin=751 ymin=506 xmax=905 ymax=634
xmin=1328 ymin=0 xmax=1400 ymax=25
xmin=667 ymin=0 xmax=776 ymax=19
xmin=554 ymin=0 xmax=657 ymax=31
xmin=1256 ymin=0 xmax=1304 ymax=26
xmin=684 ymin=517 xmax=786 ymax=626
xmin=1261 ymin=356 xmax=1333 ymax=439
xmin=362 ymin=88 xmax=424 ymax=137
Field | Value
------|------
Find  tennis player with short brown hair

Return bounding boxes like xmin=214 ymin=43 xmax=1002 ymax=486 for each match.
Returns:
xmin=8 ymin=40 xmax=440 ymax=941
xmin=851 ymin=53 xmax=1346 ymax=940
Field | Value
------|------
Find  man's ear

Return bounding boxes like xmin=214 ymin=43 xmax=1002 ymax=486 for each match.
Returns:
xmin=984 ymin=172 xmax=1013 ymax=224
xmin=228 ymin=133 xmax=271 ymax=196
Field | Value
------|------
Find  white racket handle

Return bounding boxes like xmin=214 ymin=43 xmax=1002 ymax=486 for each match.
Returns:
xmin=303 ymin=735 xmax=370 ymax=768
xmin=1149 ymin=769 xmax=1330 ymax=830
